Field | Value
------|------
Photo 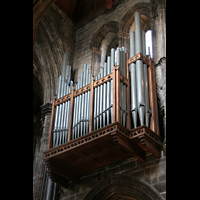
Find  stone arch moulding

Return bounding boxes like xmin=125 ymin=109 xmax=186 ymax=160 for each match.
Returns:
xmin=83 ymin=174 xmax=164 ymax=200
xmin=90 ymin=21 xmax=120 ymax=50
xmin=120 ymin=2 xmax=151 ymax=33
xmin=89 ymin=21 xmax=120 ymax=75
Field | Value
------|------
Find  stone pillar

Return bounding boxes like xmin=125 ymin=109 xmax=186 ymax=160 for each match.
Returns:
xmin=150 ymin=0 xmax=166 ymax=154
xmin=155 ymin=58 xmax=166 ymax=154
xmin=91 ymin=47 xmax=101 ymax=77
xmin=150 ymin=0 xmax=166 ymax=64
xmin=33 ymin=103 xmax=52 ymax=200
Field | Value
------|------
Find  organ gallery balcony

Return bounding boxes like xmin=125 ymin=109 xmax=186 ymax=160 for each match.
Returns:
xmin=43 ymin=52 xmax=163 ymax=188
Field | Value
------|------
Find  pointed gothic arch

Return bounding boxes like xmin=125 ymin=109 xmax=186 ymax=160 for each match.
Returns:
xmin=120 ymin=2 xmax=151 ymax=33
xmin=83 ymin=174 xmax=164 ymax=200
xmin=89 ymin=21 xmax=120 ymax=75
xmin=90 ymin=21 xmax=120 ymax=50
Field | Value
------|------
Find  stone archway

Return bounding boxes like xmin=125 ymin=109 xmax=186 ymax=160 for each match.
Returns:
xmin=89 ymin=21 xmax=120 ymax=76
xmin=120 ymin=2 xmax=151 ymax=33
xmin=83 ymin=174 xmax=164 ymax=200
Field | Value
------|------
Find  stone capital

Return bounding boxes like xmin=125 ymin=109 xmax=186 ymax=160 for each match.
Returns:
xmin=117 ymin=31 xmax=129 ymax=38
xmin=40 ymin=102 xmax=52 ymax=116
xmin=92 ymin=47 xmax=102 ymax=54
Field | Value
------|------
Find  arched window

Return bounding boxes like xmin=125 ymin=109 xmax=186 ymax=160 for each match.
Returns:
xmin=146 ymin=30 xmax=153 ymax=57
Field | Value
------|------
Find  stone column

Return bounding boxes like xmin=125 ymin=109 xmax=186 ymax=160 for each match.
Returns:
xmin=150 ymin=0 xmax=166 ymax=64
xmin=150 ymin=0 xmax=166 ymax=154
xmin=33 ymin=103 xmax=52 ymax=200
xmin=91 ymin=47 xmax=101 ymax=77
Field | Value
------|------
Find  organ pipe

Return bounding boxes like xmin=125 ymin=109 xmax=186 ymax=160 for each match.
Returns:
xmin=107 ymin=56 xmax=111 ymax=125
xmin=129 ymin=31 xmax=137 ymax=128
xmin=135 ymin=11 xmax=145 ymax=126
xmin=142 ymin=31 xmax=151 ymax=127
xmin=49 ymin=12 xmax=151 ymax=150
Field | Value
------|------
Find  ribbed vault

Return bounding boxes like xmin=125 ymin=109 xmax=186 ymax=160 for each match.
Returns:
xmin=83 ymin=174 xmax=164 ymax=200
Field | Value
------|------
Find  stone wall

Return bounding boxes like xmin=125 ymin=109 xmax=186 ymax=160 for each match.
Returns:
xmin=34 ymin=4 xmax=75 ymax=104
xmin=73 ymin=0 xmax=150 ymax=82
xmin=59 ymin=152 xmax=166 ymax=200
xmin=33 ymin=108 xmax=52 ymax=200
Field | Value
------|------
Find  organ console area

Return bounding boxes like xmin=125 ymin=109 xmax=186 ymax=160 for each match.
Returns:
xmin=43 ymin=12 xmax=163 ymax=188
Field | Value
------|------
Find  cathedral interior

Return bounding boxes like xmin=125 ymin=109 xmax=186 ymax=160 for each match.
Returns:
xmin=33 ymin=0 xmax=166 ymax=199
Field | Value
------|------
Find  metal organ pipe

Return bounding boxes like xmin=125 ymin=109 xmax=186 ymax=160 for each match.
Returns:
xmin=142 ymin=31 xmax=150 ymax=127
xmin=45 ymin=52 xmax=70 ymax=200
xmin=96 ymin=73 xmax=101 ymax=130
xmin=129 ymin=31 xmax=138 ymax=128
xmin=121 ymin=47 xmax=127 ymax=127
xmin=99 ymin=67 xmax=104 ymax=128
xmin=86 ymin=69 xmax=91 ymax=134
xmin=110 ymin=48 xmax=115 ymax=123
xmin=94 ymin=76 xmax=98 ymax=130
xmin=107 ymin=56 xmax=111 ymax=125
xmin=135 ymin=11 xmax=145 ymax=126
xmin=103 ymin=62 xmax=107 ymax=127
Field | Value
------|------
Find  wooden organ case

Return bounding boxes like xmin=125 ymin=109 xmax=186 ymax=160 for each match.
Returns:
xmin=43 ymin=12 xmax=163 ymax=188
xmin=43 ymin=52 xmax=163 ymax=188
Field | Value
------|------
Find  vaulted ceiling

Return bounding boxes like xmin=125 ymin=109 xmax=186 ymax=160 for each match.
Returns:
xmin=33 ymin=0 xmax=116 ymax=28
xmin=54 ymin=0 xmax=114 ymax=23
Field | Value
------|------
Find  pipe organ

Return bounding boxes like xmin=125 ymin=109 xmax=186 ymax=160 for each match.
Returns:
xmin=43 ymin=12 xmax=162 ymax=189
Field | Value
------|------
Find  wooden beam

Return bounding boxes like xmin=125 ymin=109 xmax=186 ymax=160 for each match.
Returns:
xmin=112 ymin=66 xmax=116 ymax=123
xmin=47 ymin=94 xmax=56 ymax=150
xmin=115 ymin=65 xmax=120 ymax=123
xmin=126 ymin=53 xmax=131 ymax=129
xmin=151 ymin=61 xmax=160 ymax=136
xmin=128 ymin=53 xmax=149 ymax=66
xmin=67 ymin=84 xmax=74 ymax=142
xmin=89 ymin=75 xmax=94 ymax=133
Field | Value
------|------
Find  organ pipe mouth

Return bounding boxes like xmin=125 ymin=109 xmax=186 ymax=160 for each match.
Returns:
xmin=139 ymin=103 xmax=145 ymax=108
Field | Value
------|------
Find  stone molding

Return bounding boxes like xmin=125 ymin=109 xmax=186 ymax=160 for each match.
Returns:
xmin=92 ymin=47 xmax=102 ymax=54
xmin=40 ymin=102 xmax=52 ymax=116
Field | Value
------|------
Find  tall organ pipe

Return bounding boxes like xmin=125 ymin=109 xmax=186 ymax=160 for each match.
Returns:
xmin=142 ymin=31 xmax=150 ymax=127
xmin=103 ymin=63 xmax=107 ymax=127
xmin=84 ymin=65 xmax=89 ymax=135
xmin=129 ymin=31 xmax=137 ymax=128
xmin=94 ymin=76 xmax=98 ymax=130
xmin=72 ymin=83 xmax=77 ymax=140
xmin=110 ymin=48 xmax=115 ymax=123
xmin=82 ymin=64 xmax=87 ymax=135
xmin=45 ymin=53 xmax=70 ymax=200
xmin=86 ymin=69 xmax=91 ymax=134
xmin=96 ymin=73 xmax=101 ymax=129
xmin=107 ymin=56 xmax=111 ymax=125
xmin=99 ymin=68 xmax=104 ymax=128
xmin=79 ymin=72 xmax=84 ymax=136
xmin=135 ymin=11 xmax=145 ymax=126
xmin=74 ymin=84 xmax=78 ymax=139
xmin=121 ymin=47 xmax=127 ymax=127
xmin=65 ymin=84 xmax=70 ymax=142
xmin=53 ymin=75 xmax=61 ymax=147
xmin=76 ymin=78 xmax=81 ymax=138
xmin=116 ymin=48 xmax=123 ymax=124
